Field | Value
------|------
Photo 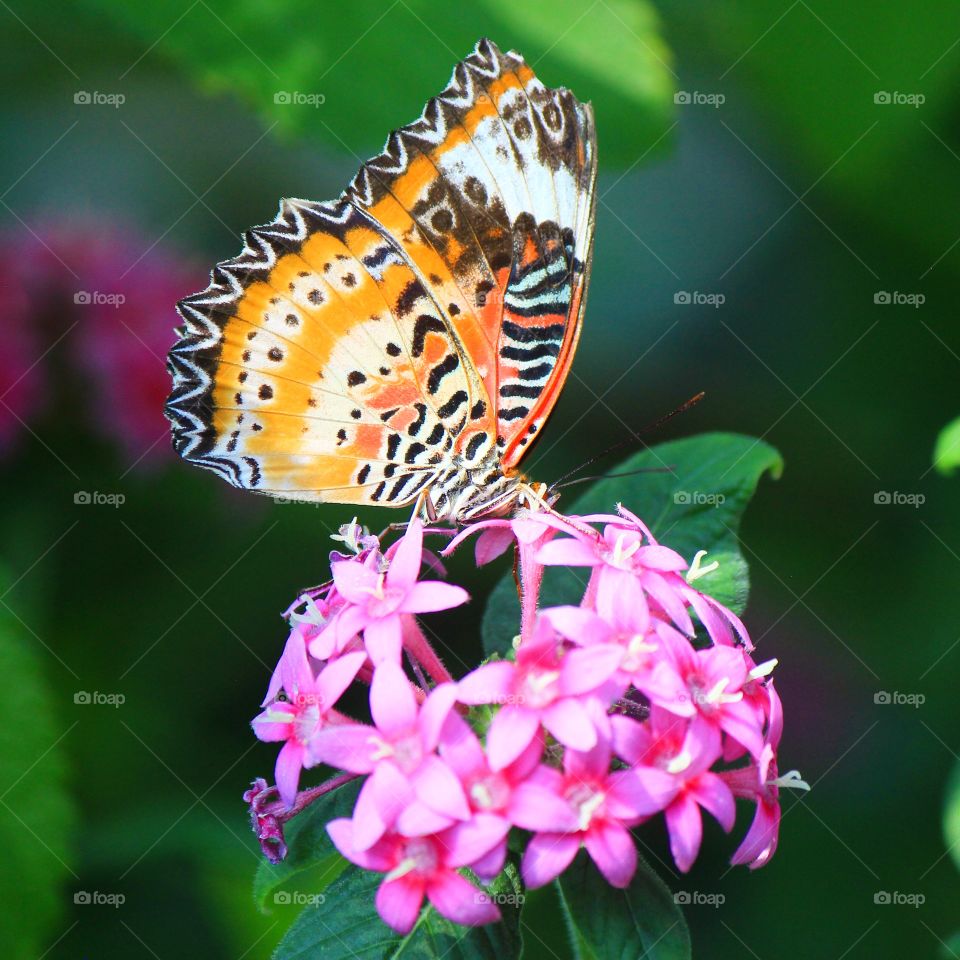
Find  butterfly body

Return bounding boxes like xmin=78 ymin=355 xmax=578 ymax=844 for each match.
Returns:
xmin=166 ymin=39 xmax=596 ymax=522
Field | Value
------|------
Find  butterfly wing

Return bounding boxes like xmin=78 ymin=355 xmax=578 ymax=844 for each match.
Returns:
xmin=165 ymin=38 xmax=596 ymax=512
xmin=165 ymin=196 xmax=486 ymax=508
xmin=451 ymin=41 xmax=597 ymax=469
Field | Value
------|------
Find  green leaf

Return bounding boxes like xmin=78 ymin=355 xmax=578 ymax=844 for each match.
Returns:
xmin=943 ymin=758 xmax=960 ymax=874
xmin=253 ymin=778 xmax=360 ymax=911
xmin=274 ymin=864 xmax=521 ymax=959
xmin=555 ymin=851 xmax=690 ymax=960
xmin=934 ymin=416 xmax=960 ymax=476
xmin=0 ymin=570 xmax=74 ymax=960
xmin=80 ymin=0 xmax=673 ymax=168
xmin=482 ymin=433 xmax=782 ymax=656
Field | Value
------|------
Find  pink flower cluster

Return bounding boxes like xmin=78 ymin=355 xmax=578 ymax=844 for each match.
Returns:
xmin=249 ymin=508 xmax=806 ymax=934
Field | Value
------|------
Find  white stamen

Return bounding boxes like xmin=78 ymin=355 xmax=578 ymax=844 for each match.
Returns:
xmin=666 ymin=748 xmax=694 ymax=774
xmin=769 ymin=769 xmax=810 ymax=792
xmin=612 ymin=533 xmax=641 ymax=565
xmin=749 ymin=658 xmax=778 ymax=680
xmin=686 ymin=550 xmax=720 ymax=583
xmin=330 ymin=517 xmax=366 ymax=554
xmin=360 ymin=572 xmax=387 ymax=601
xmin=289 ymin=594 xmax=327 ymax=627
xmin=702 ymin=677 xmax=743 ymax=706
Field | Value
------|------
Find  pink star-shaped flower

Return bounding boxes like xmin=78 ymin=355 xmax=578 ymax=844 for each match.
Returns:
xmin=518 ymin=737 xmax=675 ymax=889
xmin=309 ymin=661 xmax=466 ymax=849
xmin=613 ymin=708 xmax=734 ymax=873
xmin=328 ymin=815 xmax=509 ymax=933
xmin=251 ymin=631 xmax=365 ymax=807
xmin=314 ymin=519 xmax=468 ymax=665
xmin=457 ymin=620 xmax=623 ymax=770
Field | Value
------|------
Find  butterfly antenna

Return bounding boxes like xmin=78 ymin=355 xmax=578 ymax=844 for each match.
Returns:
xmin=549 ymin=391 xmax=705 ymax=489
xmin=556 ymin=465 xmax=676 ymax=490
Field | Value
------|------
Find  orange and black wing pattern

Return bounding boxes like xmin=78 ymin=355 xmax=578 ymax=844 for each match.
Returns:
xmin=165 ymin=38 xmax=596 ymax=518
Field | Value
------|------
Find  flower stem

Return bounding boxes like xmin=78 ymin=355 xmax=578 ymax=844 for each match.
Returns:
xmin=401 ymin=615 xmax=453 ymax=685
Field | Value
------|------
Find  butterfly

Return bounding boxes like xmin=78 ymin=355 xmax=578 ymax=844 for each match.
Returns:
xmin=165 ymin=38 xmax=597 ymax=522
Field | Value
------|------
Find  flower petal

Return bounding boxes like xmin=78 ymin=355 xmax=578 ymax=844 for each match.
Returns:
xmin=396 ymin=801 xmax=455 ymax=837
xmin=353 ymin=764 xmax=411 ymax=850
xmin=363 ymin=616 xmax=403 ymax=666
xmin=689 ymin=773 xmax=736 ymax=832
xmin=331 ymin=559 xmax=377 ymax=605
xmin=559 ymin=644 xmax=623 ymax=695
xmin=387 ymin=518 xmax=423 ymax=590
xmin=274 ymin=740 xmax=304 ymax=808
xmin=457 ymin=661 xmax=515 ymax=706
xmin=442 ymin=813 xmax=511 ymax=868
xmin=644 ymin=571 xmax=694 ymax=636
xmin=608 ymin=767 xmax=677 ymax=818
xmin=521 ymin=832 xmax=580 ymax=888
xmin=536 ymin=537 xmax=600 ymax=567
xmin=419 ymin=682 xmax=459 ymax=751
xmin=437 ymin=712 xmax=485 ymax=777
xmin=308 ymin=723 xmax=377 ymax=773
xmin=370 ymin=661 xmax=418 ymax=736
xmin=544 ymin=605 xmax=610 ymax=646
xmin=470 ymin=840 xmax=508 ymax=882
xmin=401 ymin=580 xmax=469 ymax=614
xmin=487 ymin=705 xmax=541 ymax=771
xmin=335 ymin=603 xmax=368 ymax=648
xmin=426 ymin=870 xmax=500 ymax=927
xmin=583 ymin=821 xmax=637 ymax=888
xmin=665 ymin=793 xmax=703 ymax=873
xmin=326 ymin=818 xmax=395 ymax=872
xmin=509 ymin=782 xmax=579 ymax=833
xmin=376 ymin=876 xmax=425 ymax=934
xmin=542 ymin=698 xmax=597 ymax=752
xmin=251 ymin=703 xmax=294 ymax=743
xmin=412 ymin=755 xmax=471 ymax=821
xmin=730 ymin=798 xmax=779 ymax=869
xmin=317 ymin=650 xmax=366 ymax=711
xmin=475 ymin=526 xmax=515 ymax=566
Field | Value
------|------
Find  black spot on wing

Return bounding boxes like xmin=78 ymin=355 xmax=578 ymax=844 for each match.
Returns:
xmin=427 ymin=353 xmax=460 ymax=394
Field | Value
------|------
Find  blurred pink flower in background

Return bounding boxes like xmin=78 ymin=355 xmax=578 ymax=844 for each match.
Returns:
xmin=0 ymin=216 xmax=203 ymax=466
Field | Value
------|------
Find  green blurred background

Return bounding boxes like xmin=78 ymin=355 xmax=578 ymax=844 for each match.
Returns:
xmin=1 ymin=0 xmax=958 ymax=956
